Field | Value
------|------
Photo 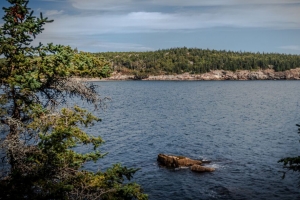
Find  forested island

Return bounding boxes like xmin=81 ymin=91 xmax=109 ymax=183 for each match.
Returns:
xmin=96 ymin=47 xmax=300 ymax=80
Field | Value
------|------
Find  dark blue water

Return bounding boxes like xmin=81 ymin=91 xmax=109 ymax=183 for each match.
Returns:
xmin=82 ymin=81 xmax=300 ymax=200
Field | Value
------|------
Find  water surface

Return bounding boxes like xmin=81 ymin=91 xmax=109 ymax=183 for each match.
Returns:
xmin=83 ymin=81 xmax=300 ymax=200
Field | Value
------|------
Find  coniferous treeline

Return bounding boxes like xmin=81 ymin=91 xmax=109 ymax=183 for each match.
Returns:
xmin=96 ymin=47 xmax=300 ymax=75
xmin=0 ymin=51 xmax=112 ymax=78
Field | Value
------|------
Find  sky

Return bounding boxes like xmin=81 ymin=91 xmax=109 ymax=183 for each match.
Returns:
xmin=0 ymin=0 xmax=300 ymax=54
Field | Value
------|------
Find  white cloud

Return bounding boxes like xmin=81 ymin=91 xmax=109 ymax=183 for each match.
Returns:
xmin=41 ymin=0 xmax=67 ymax=2
xmin=151 ymin=0 xmax=300 ymax=7
xmin=44 ymin=10 xmax=64 ymax=16
xmin=280 ymin=45 xmax=300 ymax=51
xmin=92 ymin=42 xmax=154 ymax=51
xmin=70 ymin=0 xmax=134 ymax=11
xmin=58 ymin=0 xmax=300 ymax=33
xmin=24 ymin=0 xmax=300 ymax=52
xmin=41 ymin=4 xmax=300 ymax=37
xmin=33 ymin=33 xmax=153 ymax=52
xmin=69 ymin=0 xmax=300 ymax=11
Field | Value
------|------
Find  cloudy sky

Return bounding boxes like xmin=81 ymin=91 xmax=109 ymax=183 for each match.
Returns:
xmin=1 ymin=0 xmax=300 ymax=54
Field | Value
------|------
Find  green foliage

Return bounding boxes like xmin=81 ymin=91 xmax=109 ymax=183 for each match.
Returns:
xmin=70 ymin=51 xmax=112 ymax=78
xmin=133 ymin=70 xmax=149 ymax=80
xmin=278 ymin=124 xmax=300 ymax=181
xmin=0 ymin=0 xmax=146 ymax=199
xmin=96 ymin=47 xmax=300 ymax=75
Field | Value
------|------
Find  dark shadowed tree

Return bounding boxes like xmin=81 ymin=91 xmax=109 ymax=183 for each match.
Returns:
xmin=278 ymin=124 xmax=300 ymax=183
xmin=0 ymin=0 xmax=147 ymax=199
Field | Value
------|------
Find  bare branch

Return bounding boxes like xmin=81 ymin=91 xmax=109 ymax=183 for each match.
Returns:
xmin=52 ymin=78 xmax=101 ymax=108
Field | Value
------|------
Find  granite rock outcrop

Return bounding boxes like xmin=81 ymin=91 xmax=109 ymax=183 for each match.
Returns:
xmin=104 ymin=68 xmax=300 ymax=81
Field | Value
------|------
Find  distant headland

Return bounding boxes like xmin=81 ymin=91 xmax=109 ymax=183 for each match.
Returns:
xmin=94 ymin=47 xmax=300 ymax=81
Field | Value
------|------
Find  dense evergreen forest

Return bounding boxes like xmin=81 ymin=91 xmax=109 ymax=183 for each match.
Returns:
xmin=2 ymin=47 xmax=299 ymax=78
xmin=96 ymin=47 xmax=300 ymax=76
xmin=0 ymin=51 xmax=112 ymax=78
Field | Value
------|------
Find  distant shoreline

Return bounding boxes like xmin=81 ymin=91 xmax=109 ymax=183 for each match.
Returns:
xmin=102 ymin=68 xmax=300 ymax=81
xmin=72 ymin=68 xmax=300 ymax=82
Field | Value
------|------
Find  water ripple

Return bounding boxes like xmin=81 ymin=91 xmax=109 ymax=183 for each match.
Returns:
xmin=82 ymin=81 xmax=300 ymax=200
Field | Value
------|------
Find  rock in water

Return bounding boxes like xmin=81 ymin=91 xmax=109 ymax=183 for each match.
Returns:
xmin=176 ymin=157 xmax=202 ymax=167
xmin=157 ymin=154 xmax=179 ymax=168
xmin=190 ymin=164 xmax=215 ymax=172
xmin=157 ymin=154 xmax=215 ymax=172
xmin=157 ymin=154 xmax=202 ymax=168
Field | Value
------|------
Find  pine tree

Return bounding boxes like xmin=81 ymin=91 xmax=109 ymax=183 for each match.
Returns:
xmin=278 ymin=124 xmax=300 ymax=183
xmin=0 ymin=0 xmax=147 ymax=199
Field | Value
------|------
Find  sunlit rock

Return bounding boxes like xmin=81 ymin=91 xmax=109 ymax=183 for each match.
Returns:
xmin=157 ymin=154 xmax=215 ymax=172
xmin=157 ymin=154 xmax=203 ymax=167
xmin=190 ymin=164 xmax=215 ymax=172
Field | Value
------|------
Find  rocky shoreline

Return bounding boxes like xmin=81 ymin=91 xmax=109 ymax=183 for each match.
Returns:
xmin=102 ymin=68 xmax=300 ymax=81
